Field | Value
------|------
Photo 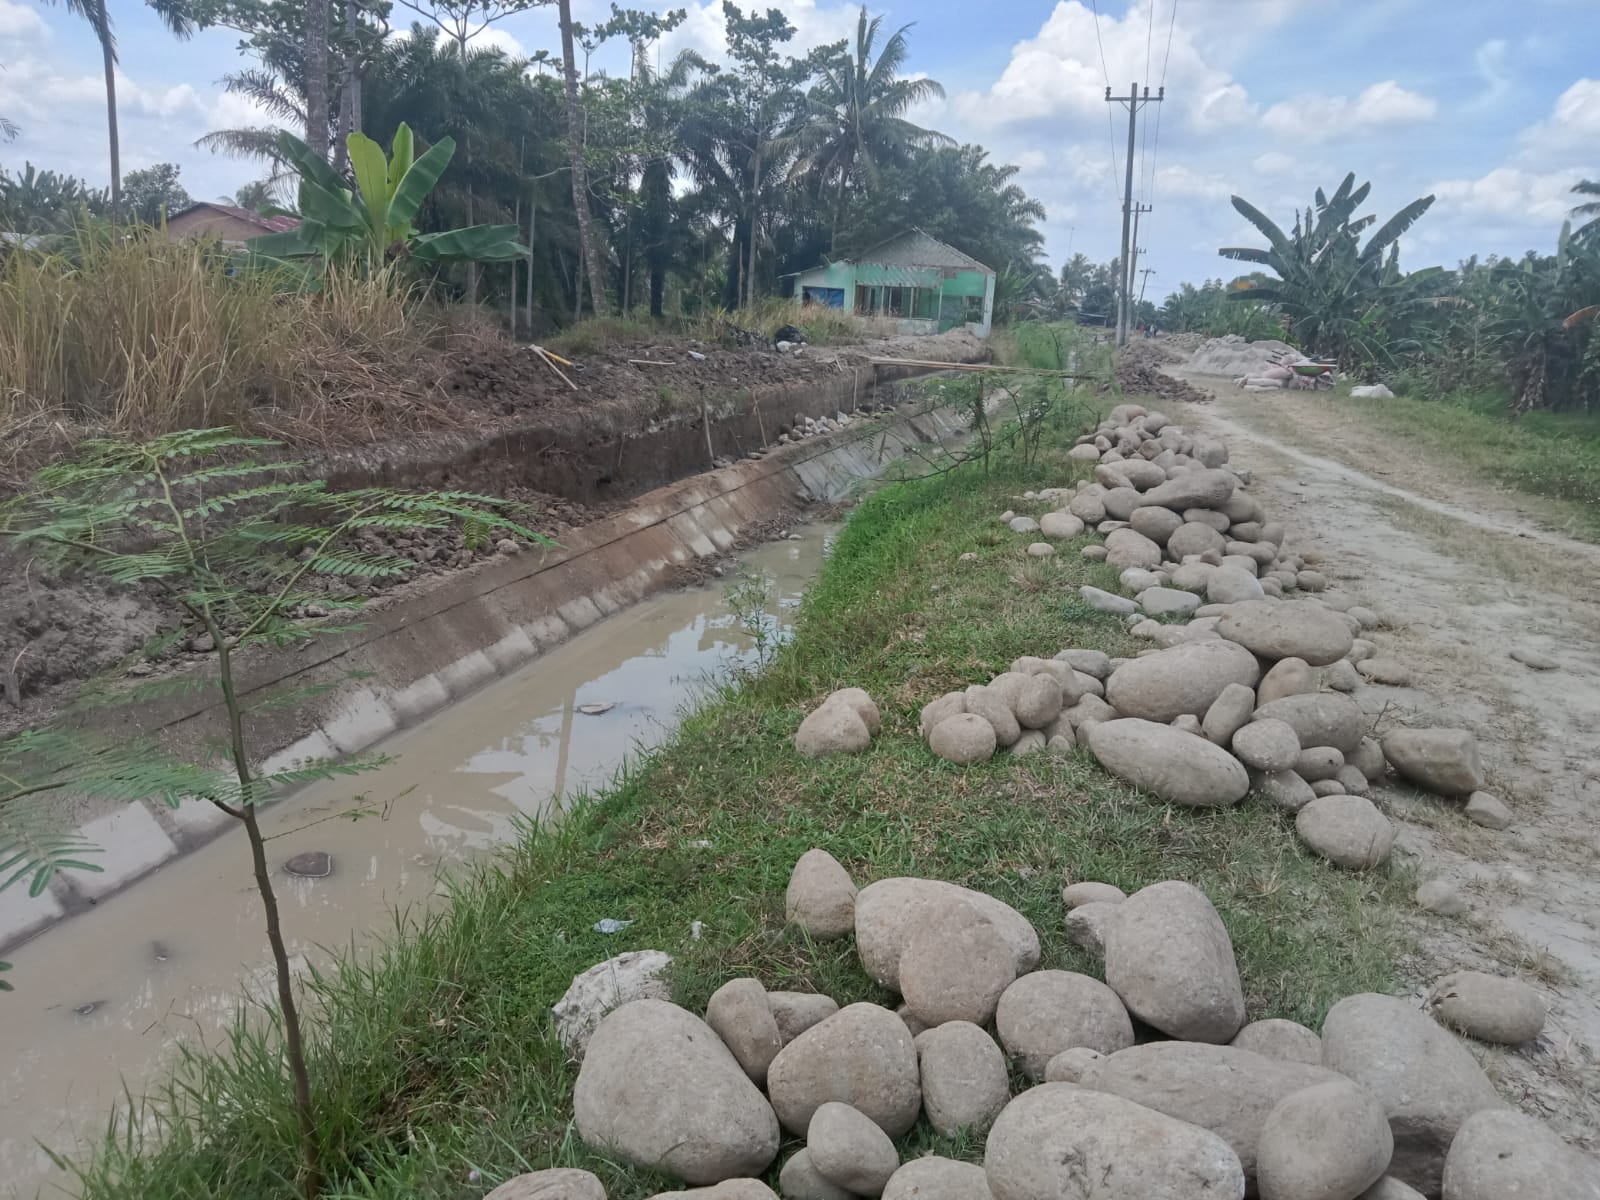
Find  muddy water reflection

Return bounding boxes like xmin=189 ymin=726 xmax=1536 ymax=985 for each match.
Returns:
xmin=0 ymin=525 xmax=833 ymax=1195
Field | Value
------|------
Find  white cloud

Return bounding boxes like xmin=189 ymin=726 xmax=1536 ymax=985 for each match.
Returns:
xmin=0 ymin=0 xmax=49 ymax=42
xmin=1430 ymin=165 xmax=1598 ymax=224
xmin=1261 ymin=81 xmax=1436 ymax=142
xmin=1154 ymin=164 xmax=1235 ymax=200
xmin=1519 ymin=78 xmax=1600 ymax=159
xmin=1470 ymin=38 xmax=1510 ymax=109
xmin=1252 ymin=151 xmax=1295 ymax=176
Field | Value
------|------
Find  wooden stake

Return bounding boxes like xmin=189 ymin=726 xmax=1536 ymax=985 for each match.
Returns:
xmin=702 ymin=403 xmax=716 ymax=466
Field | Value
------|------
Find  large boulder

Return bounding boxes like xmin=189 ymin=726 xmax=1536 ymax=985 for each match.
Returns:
xmin=1256 ymin=1080 xmax=1394 ymax=1200
xmin=766 ymin=1003 xmax=921 ymax=1137
xmin=1296 ymin=795 xmax=1396 ymax=869
xmin=786 ymin=849 xmax=858 ymax=940
xmin=705 ymin=979 xmax=783 ymax=1085
xmin=928 ymin=713 xmax=997 ymax=764
xmin=1232 ymin=718 xmax=1301 ymax=771
xmin=553 ymin=950 xmax=675 ymax=1057
xmin=1168 ymin=521 xmax=1229 ymax=560
xmin=1078 ymin=1042 xmax=1345 ymax=1180
xmin=574 ymin=1000 xmax=780 ymax=1184
xmin=1219 ymin=601 xmax=1354 ymax=666
xmin=1321 ymin=993 xmax=1502 ymax=1195
xmin=807 ymin=1102 xmax=899 ymax=1196
xmin=1253 ymin=693 xmax=1366 ymax=756
xmin=1087 ymin=719 xmax=1251 ymax=808
xmin=994 ymin=970 xmax=1135 ymax=1079
xmin=1101 ymin=486 xmax=1145 ymax=521
xmin=1427 ymin=971 xmax=1547 ymax=1045
xmin=795 ymin=699 xmax=872 ymax=757
xmin=1142 ymin=468 xmax=1239 ymax=511
xmin=915 ymin=1021 xmax=1010 ymax=1136
xmin=984 ymin=1084 xmax=1247 ymax=1200
xmin=1105 ymin=640 xmax=1262 ymax=723
xmin=898 ymin=904 xmax=1018 ymax=1027
xmin=1380 ymin=728 xmax=1485 ymax=796
xmin=1441 ymin=1107 xmax=1600 ymax=1200
xmin=1102 ymin=880 xmax=1246 ymax=1043
xmin=854 ymin=877 xmax=1039 ymax=992
xmin=883 ymin=1158 xmax=994 ymax=1200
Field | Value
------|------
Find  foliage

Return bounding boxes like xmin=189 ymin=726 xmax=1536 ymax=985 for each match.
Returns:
xmin=1573 ymin=178 xmax=1600 ymax=242
xmin=0 ymin=162 xmax=110 ymax=233
xmin=122 ymin=161 xmax=191 ymax=224
xmin=1160 ymin=278 xmax=1286 ymax=341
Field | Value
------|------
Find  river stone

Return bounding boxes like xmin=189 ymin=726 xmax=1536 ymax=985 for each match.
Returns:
xmin=766 ymin=1003 xmax=920 ymax=1137
xmin=899 ymin=905 xmax=1017 ymax=1027
xmin=1219 ymin=601 xmax=1353 ymax=666
xmin=1172 ymin=561 xmax=1218 ymax=593
xmin=1044 ymin=1045 xmax=1107 ymax=1082
xmin=1026 ymin=542 xmax=1055 ymax=558
xmin=1008 ymin=730 xmax=1046 ymax=757
xmin=769 ymin=993 xmax=841 ymax=1044
xmin=985 ymin=1083 xmax=1247 ymax=1200
xmin=285 ymin=850 xmax=332 ymax=878
xmin=1297 ymin=746 xmax=1346 ymax=782
xmin=1063 ymin=881 xmax=1126 ymax=907
xmin=1171 ymin=713 xmax=1204 ymax=737
xmin=1202 ymin=682 xmax=1258 ymax=746
xmin=1069 ymin=492 xmax=1107 ymax=523
xmin=808 ymin=1101 xmax=899 ymax=1196
xmin=1361 ymin=1179 xmax=1426 ymax=1200
xmin=779 ymin=1150 xmax=855 ymax=1200
xmin=706 ymin=979 xmax=783 ymax=1086
xmin=1428 ymin=971 xmax=1546 ymax=1045
xmin=1081 ymin=584 xmax=1139 ymax=615
xmin=1059 ymin=648 xmax=1112 ymax=678
xmin=1015 ymin=673 xmax=1064 ymax=729
xmin=1252 ymin=767 xmax=1316 ymax=813
xmin=928 ymin=713 xmax=997 ymax=764
xmin=1008 ymin=516 xmax=1039 ymax=534
xmin=918 ymin=692 xmax=966 ymax=739
xmin=795 ymin=699 xmax=872 ymax=758
xmin=915 ymin=1021 xmax=1010 ymax=1135
xmin=1440 ymin=1107 xmax=1600 ymax=1200
xmin=1039 ymin=510 xmax=1086 ymax=540
xmin=1079 ymin=1042 xmax=1346 ymax=1180
xmin=1105 ymin=639 xmax=1262 ymax=722
xmin=648 ymin=1180 xmax=782 ymax=1199
xmin=574 ymin=1000 xmax=780 ymax=1184
xmin=1311 ymin=779 xmax=1347 ymax=797
xmin=786 ymin=849 xmax=858 ymax=940
xmin=1168 ymin=521 xmax=1229 ymax=560
xmin=1381 ymin=728 xmax=1484 ymax=795
xmin=485 ymin=1169 xmax=607 ymax=1200
xmin=1103 ymin=880 xmax=1245 ymax=1043
xmin=829 ymin=687 xmax=882 ymax=734
xmin=1508 ymin=646 xmax=1559 ymax=671
xmin=1321 ymin=993 xmax=1501 ymax=1195
xmin=884 ymin=1158 xmax=994 ymax=1200
xmin=1130 ymin=505 xmax=1184 ymax=544
xmin=854 ymin=878 xmax=1040 ymax=992
xmin=1088 ymin=719 xmax=1251 ymax=807
xmin=1065 ymin=900 xmax=1118 ymax=954
xmin=1209 ymin=565 xmax=1266 ymax=604
xmin=1257 ymin=1080 xmax=1394 ymax=1200
xmin=1414 ymin=880 xmax=1468 ymax=917
xmin=1231 ymin=1018 xmax=1323 ymax=1065
xmin=1337 ymin=764 xmax=1372 ymax=796
xmin=1254 ymin=693 xmax=1365 ymax=756
xmin=1105 ymin=527 xmax=1163 ymax=570
xmin=1351 ymin=737 xmax=1387 ymax=781
xmin=1323 ymin=658 xmax=1362 ymax=692
xmin=1231 ymin=718 xmax=1300 ymax=771
xmin=1142 ymin=468 xmax=1239 ymax=511
xmin=995 ymin=970 xmax=1134 ymax=1079
xmin=1296 ymin=795 xmax=1395 ymax=869
xmin=965 ymin=686 xmax=1022 ymax=746
xmin=554 ymin=950 xmax=674 ymax=1057
xmin=1140 ymin=586 xmax=1202 ymax=617
xmin=1256 ymin=657 xmax=1317 ymax=705
xmin=1464 ymin=791 xmax=1512 ymax=830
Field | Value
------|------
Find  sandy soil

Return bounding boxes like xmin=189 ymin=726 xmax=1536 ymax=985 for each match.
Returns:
xmin=1174 ymin=369 xmax=1600 ymax=1147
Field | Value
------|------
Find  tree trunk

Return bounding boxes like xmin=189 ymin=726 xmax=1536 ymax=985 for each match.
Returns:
xmin=746 ymin=140 xmax=760 ymax=309
xmin=99 ymin=24 xmax=120 ymax=224
xmin=332 ymin=0 xmax=359 ymax=169
xmin=305 ymin=0 xmax=331 ymax=160
xmin=558 ymin=0 xmax=607 ymax=318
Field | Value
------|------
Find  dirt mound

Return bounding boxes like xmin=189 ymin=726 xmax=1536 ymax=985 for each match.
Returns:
xmin=1113 ymin=342 xmax=1213 ymax=405
xmin=1187 ymin=335 xmax=1298 ymax=378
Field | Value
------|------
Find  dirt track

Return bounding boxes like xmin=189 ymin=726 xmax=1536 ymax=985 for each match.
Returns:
xmin=1175 ymin=367 xmax=1600 ymax=1147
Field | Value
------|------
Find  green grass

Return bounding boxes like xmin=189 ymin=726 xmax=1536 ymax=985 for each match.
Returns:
xmin=1333 ymin=385 xmax=1600 ymax=540
xmin=68 ymin=415 xmax=1409 ymax=1200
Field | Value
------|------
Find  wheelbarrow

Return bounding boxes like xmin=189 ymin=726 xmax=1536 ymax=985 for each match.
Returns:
xmin=1287 ymin=361 xmax=1337 ymax=390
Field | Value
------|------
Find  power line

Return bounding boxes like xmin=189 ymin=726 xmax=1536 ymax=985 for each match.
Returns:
xmin=1089 ymin=1 xmax=1122 ymax=205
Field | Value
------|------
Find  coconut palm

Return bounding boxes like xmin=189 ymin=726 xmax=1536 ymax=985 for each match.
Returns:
xmin=1572 ymin=178 xmax=1600 ymax=241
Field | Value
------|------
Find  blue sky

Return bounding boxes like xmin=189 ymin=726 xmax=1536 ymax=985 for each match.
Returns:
xmin=2 ymin=0 xmax=1596 ymax=298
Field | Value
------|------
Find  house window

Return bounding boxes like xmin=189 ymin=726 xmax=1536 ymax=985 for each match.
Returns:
xmin=963 ymin=293 xmax=986 ymax=323
xmin=854 ymin=284 xmax=873 ymax=315
xmin=916 ymin=288 xmax=938 ymax=320
xmin=883 ymin=286 xmax=907 ymax=316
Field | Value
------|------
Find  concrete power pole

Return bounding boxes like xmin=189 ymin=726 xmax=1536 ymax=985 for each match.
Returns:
xmin=1105 ymin=83 xmax=1163 ymax=345
xmin=1128 ymin=203 xmax=1151 ymax=328
xmin=1138 ymin=267 xmax=1156 ymax=307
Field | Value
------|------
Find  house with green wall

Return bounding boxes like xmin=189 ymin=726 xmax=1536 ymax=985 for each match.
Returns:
xmin=793 ymin=229 xmax=997 ymax=338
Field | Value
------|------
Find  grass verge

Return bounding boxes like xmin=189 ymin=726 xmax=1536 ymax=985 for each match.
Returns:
xmin=70 ymin=407 xmax=1409 ymax=1200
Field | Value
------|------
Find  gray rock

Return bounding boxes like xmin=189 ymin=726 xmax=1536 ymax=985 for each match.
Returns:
xmin=1231 ymin=1018 xmax=1323 ymax=1065
xmin=1358 ymin=658 xmax=1413 ymax=686
xmin=1337 ymin=764 xmax=1372 ymax=795
xmin=1296 ymin=746 xmax=1347 ymax=782
xmin=1081 ymin=584 xmax=1139 ymax=615
xmin=884 ymin=1158 xmax=994 ymax=1200
xmin=1058 ymin=648 xmax=1112 ymax=678
xmin=1026 ymin=541 xmax=1055 ymax=558
xmin=1068 ymin=693 xmax=1119 ymax=731
xmin=1257 ymin=1080 xmax=1394 ymax=1200
xmin=786 ymin=849 xmax=858 ymax=940
xmin=899 ymin=904 xmax=1017 ymax=1027
xmin=1208 ymin=565 xmax=1266 ymax=604
xmin=574 ymin=1000 xmax=780 ymax=1183
xmin=1130 ymin=505 xmax=1184 ymax=544
xmin=1088 ymin=719 xmax=1251 ymax=807
xmin=965 ymin=686 xmax=1022 ymax=746
xmin=1219 ymin=601 xmax=1354 ymax=666
xmin=1007 ymin=730 xmax=1047 ymax=757
xmin=928 ymin=713 xmax=997 ymax=764
xmin=918 ymin=692 xmax=966 ymax=739
xmin=1139 ymin=586 xmax=1202 ymax=617
xmin=1105 ymin=639 xmax=1262 ymax=722
xmin=1169 ymin=521 xmax=1229 ymax=560
xmin=1464 ymin=791 xmax=1512 ymax=830
xmin=554 ymin=950 xmax=674 ymax=1057
xmin=1008 ymin=516 xmax=1040 ymax=534
xmin=1321 ymin=993 xmax=1502 ymax=1195
xmin=1015 ymin=673 xmax=1064 ymax=729
xmin=795 ymin=700 xmax=872 ymax=757
xmin=1440 ymin=1107 xmax=1600 ymax=1200
xmin=828 ymin=687 xmax=881 ymax=734
xmin=769 ymin=992 xmax=840 ymax=1044
xmin=1044 ymin=1046 xmax=1108 ymax=1082
xmin=1103 ymin=880 xmax=1246 ymax=1043
xmin=1415 ymin=880 xmax=1467 ymax=917
xmin=1039 ymin=510 xmax=1086 ymax=540
xmin=766 ymin=1003 xmax=921 ymax=1137
xmin=1232 ymin=718 xmax=1301 ymax=771
xmin=1101 ymin=486 xmax=1144 ymax=521
xmin=706 ymin=979 xmax=783 ymax=1085
xmin=984 ymin=1083 xmax=1247 ymax=1200
xmin=995 ymin=969 xmax=1134 ymax=1079
xmin=1171 ymin=713 xmax=1204 ymax=736
xmin=1508 ymin=646 xmax=1558 ymax=671
xmin=1081 ymin=545 xmax=1109 ymax=562
xmin=1065 ymin=900 xmax=1119 ymax=955
xmin=1348 ymin=638 xmax=1377 ymax=662
xmin=1251 ymin=768 xmax=1317 ymax=813
xmin=1351 ymin=737 xmax=1387 ymax=781
xmin=1381 ymin=728 xmax=1484 ymax=795
xmin=807 ymin=1101 xmax=899 ymax=1196
xmin=1202 ymin=682 xmax=1257 ymax=746
xmin=779 ymin=1150 xmax=855 ymax=1200
xmin=853 ymin=877 xmax=1039 ymax=991
xmin=484 ymin=1169 xmax=607 ymax=1200
xmin=915 ymin=1021 xmax=1010 ymax=1136
xmin=1296 ymin=795 xmax=1395 ymax=869
xmin=1298 ymin=569 xmax=1328 ymax=592
xmin=1069 ymin=492 xmax=1107 ymax=523
xmin=1063 ymin=880 xmax=1127 ymax=907
xmin=1324 ymin=658 xmax=1362 ymax=692
xmin=1311 ymin=779 xmax=1347 ymax=797
xmin=1360 ymin=1179 xmax=1426 ymax=1200
xmin=1079 ymin=1042 xmax=1346 ymax=1180
xmin=1183 ymin=507 xmax=1231 ymax=530
xmin=1171 ymin=561 xmax=1219 ymax=593
xmin=1256 ymin=656 xmax=1317 ymax=705
xmin=1254 ymin=692 xmax=1366 ymax=756
xmin=1105 ymin=527 xmax=1163 ymax=570
xmin=1142 ymin=468 xmax=1239 ymax=511
xmin=1428 ymin=971 xmax=1546 ymax=1045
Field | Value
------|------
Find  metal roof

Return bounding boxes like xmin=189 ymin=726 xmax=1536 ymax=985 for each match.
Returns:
xmin=169 ymin=202 xmax=302 ymax=233
xmin=838 ymin=228 xmax=993 ymax=274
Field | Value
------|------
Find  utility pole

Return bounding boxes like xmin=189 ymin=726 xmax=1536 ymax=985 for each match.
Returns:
xmin=1128 ymin=202 xmax=1152 ymax=328
xmin=1105 ymin=83 xmax=1163 ymax=345
xmin=1138 ymin=267 xmax=1156 ymax=307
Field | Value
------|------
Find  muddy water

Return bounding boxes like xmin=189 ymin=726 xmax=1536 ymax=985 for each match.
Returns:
xmin=0 ymin=525 xmax=835 ymax=1196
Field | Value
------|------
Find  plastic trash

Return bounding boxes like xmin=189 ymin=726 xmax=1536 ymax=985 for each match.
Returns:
xmin=593 ymin=918 xmax=633 ymax=934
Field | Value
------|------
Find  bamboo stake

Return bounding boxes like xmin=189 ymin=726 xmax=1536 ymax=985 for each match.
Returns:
xmin=527 ymin=344 xmax=578 ymax=390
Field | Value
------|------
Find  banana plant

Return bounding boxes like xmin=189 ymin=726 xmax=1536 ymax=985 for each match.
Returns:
xmin=249 ymin=123 xmax=527 ymax=270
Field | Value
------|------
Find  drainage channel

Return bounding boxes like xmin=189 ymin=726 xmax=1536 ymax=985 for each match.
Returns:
xmin=0 ymin=523 xmax=836 ymax=1195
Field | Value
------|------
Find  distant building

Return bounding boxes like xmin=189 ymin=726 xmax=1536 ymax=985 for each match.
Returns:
xmin=164 ymin=202 xmax=300 ymax=246
xmin=794 ymin=229 xmax=997 ymax=337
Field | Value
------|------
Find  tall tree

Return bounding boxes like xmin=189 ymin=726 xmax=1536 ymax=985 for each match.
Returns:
xmin=123 ymin=161 xmax=192 ymax=223
xmin=633 ymin=47 xmax=711 ymax=318
xmin=304 ymin=0 xmax=331 ymax=159
xmin=558 ymin=0 xmax=608 ymax=315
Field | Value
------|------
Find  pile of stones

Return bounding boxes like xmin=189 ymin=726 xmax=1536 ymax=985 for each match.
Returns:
xmin=498 ymin=853 xmax=1591 ymax=1200
xmin=776 ymin=409 xmax=864 ymax=446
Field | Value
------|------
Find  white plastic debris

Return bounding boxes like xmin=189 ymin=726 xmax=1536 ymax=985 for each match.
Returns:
xmin=592 ymin=918 xmax=633 ymax=934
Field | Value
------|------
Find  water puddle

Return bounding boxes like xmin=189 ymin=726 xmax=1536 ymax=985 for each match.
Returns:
xmin=0 ymin=524 xmax=834 ymax=1195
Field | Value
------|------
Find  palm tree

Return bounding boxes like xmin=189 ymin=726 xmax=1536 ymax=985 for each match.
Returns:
xmin=791 ymin=6 xmax=949 ymax=250
xmin=558 ymin=0 xmax=608 ymax=316
xmin=1573 ymin=179 xmax=1600 ymax=241
xmin=634 ymin=47 xmax=713 ymax=317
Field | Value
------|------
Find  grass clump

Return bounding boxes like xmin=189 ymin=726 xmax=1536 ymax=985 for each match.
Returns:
xmin=69 ymin=416 xmax=1410 ymax=1200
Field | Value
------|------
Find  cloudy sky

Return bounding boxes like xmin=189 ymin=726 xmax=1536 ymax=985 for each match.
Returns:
xmin=2 ymin=0 xmax=1595 ymax=297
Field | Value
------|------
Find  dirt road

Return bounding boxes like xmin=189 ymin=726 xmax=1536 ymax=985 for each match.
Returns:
xmin=1174 ymin=368 xmax=1600 ymax=1147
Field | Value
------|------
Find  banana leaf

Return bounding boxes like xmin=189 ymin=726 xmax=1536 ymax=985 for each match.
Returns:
xmin=411 ymin=224 xmax=528 ymax=263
